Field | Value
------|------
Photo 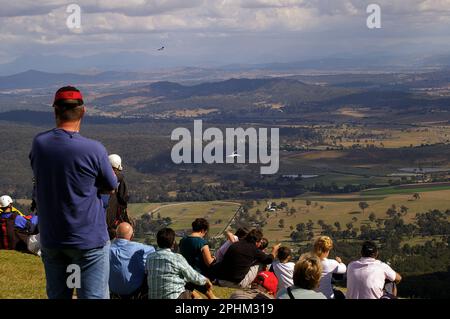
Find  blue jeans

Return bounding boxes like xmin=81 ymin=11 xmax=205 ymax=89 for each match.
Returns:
xmin=41 ymin=242 xmax=110 ymax=299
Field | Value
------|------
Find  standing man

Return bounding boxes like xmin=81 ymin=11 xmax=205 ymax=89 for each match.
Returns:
xmin=106 ymin=154 xmax=130 ymax=239
xmin=29 ymin=86 xmax=118 ymax=299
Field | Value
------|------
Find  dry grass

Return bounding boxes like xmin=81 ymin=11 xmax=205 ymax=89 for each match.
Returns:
xmin=325 ymin=124 xmax=450 ymax=148
xmin=172 ymin=108 xmax=218 ymax=117
xmin=0 ymin=250 xmax=46 ymax=299
xmin=338 ymin=107 xmax=368 ymax=118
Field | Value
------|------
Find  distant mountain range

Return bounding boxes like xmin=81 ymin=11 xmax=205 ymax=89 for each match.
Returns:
xmin=97 ymin=77 xmax=348 ymax=102
xmin=0 ymin=70 xmax=142 ymax=90
xmin=0 ymin=68 xmax=275 ymax=90
xmin=145 ymin=78 xmax=308 ymax=99
xmin=1 ymin=71 xmax=450 ymax=124
xmin=0 ymin=52 xmax=200 ymax=76
xmin=2 ymin=51 xmax=450 ymax=77
xmin=2 ymin=65 xmax=450 ymax=92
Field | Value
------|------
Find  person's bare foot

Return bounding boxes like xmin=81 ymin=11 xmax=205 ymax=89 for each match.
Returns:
xmin=191 ymin=290 xmax=203 ymax=299
xmin=206 ymin=290 xmax=219 ymax=299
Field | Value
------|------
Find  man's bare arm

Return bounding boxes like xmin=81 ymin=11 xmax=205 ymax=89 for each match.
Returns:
xmin=395 ymin=272 xmax=402 ymax=283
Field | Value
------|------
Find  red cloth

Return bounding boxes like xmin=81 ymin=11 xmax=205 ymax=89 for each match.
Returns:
xmin=0 ymin=215 xmax=16 ymax=250
xmin=254 ymin=271 xmax=278 ymax=295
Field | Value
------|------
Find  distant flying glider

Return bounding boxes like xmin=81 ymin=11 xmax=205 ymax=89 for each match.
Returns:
xmin=227 ymin=151 xmax=241 ymax=158
xmin=157 ymin=46 xmax=165 ymax=51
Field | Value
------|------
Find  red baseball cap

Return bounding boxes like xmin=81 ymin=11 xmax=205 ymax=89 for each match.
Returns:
xmin=53 ymin=86 xmax=84 ymax=107
xmin=254 ymin=271 xmax=278 ymax=295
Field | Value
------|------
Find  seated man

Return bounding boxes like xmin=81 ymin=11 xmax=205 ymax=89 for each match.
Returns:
xmin=0 ymin=200 xmax=17 ymax=250
xmin=346 ymin=241 xmax=402 ymax=299
xmin=215 ymin=227 xmax=248 ymax=263
xmin=146 ymin=227 xmax=215 ymax=299
xmin=277 ymin=253 xmax=327 ymax=299
xmin=213 ymin=229 xmax=280 ymax=288
xmin=0 ymin=195 xmax=38 ymax=252
xmin=109 ymin=222 xmax=155 ymax=299
xmin=0 ymin=195 xmax=26 ymax=217
xmin=260 ymin=237 xmax=269 ymax=251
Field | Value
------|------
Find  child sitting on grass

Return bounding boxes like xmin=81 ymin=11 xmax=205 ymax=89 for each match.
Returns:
xmin=271 ymin=246 xmax=295 ymax=291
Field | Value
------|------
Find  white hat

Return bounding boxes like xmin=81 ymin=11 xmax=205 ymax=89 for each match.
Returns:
xmin=0 ymin=195 xmax=13 ymax=208
xmin=109 ymin=154 xmax=123 ymax=171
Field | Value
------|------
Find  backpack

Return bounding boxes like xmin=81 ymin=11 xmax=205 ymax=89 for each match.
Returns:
xmin=14 ymin=214 xmax=39 ymax=235
xmin=0 ymin=215 xmax=17 ymax=250
xmin=1 ymin=212 xmax=39 ymax=252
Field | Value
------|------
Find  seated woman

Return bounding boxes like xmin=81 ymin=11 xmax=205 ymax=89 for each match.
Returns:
xmin=313 ymin=236 xmax=347 ymax=299
xmin=179 ymin=218 xmax=217 ymax=299
xmin=277 ymin=253 xmax=327 ymax=299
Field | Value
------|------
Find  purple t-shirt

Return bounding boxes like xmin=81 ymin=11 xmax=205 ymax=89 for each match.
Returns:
xmin=30 ymin=128 xmax=118 ymax=249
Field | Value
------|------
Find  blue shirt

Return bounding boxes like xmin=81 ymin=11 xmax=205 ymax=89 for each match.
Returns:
xmin=101 ymin=194 xmax=110 ymax=209
xmin=109 ymin=239 xmax=155 ymax=295
xmin=29 ymin=128 xmax=118 ymax=249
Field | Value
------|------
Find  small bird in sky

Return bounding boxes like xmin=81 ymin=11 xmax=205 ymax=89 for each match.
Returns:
xmin=157 ymin=46 xmax=165 ymax=51
xmin=227 ymin=151 xmax=241 ymax=158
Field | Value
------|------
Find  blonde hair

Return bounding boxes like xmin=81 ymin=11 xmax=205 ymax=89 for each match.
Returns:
xmin=293 ymin=253 xmax=322 ymax=290
xmin=313 ymin=236 xmax=333 ymax=256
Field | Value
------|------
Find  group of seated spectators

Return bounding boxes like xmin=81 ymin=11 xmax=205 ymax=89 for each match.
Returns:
xmin=0 ymin=195 xmax=40 ymax=255
xmin=109 ymin=217 xmax=402 ymax=300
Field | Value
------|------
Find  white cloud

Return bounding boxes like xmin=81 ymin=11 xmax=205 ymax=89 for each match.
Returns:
xmin=0 ymin=0 xmax=450 ymax=67
xmin=0 ymin=0 xmax=203 ymax=17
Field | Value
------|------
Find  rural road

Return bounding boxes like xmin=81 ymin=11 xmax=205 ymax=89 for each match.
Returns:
xmin=147 ymin=200 xmax=241 ymax=215
xmin=146 ymin=201 xmax=243 ymax=238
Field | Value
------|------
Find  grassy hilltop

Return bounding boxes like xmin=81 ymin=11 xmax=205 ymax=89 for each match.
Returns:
xmin=0 ymin=250 xmax=235 ymax=299
xmin=0 ymin=250 xmax=46 ymax=299
xmin=1 ymin=185 xmax=448 ymax=299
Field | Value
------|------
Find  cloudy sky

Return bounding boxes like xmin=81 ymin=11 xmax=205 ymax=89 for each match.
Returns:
xmin=1 ymin=0 xmax=450 ymax=70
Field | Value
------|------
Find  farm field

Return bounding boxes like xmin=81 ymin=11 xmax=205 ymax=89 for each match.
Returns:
xmin=128 ymin=201 xmax=241 ymax=237
xmin=249 ymin=189 xmax=450 ymax=244
xmin=321 ymin=124 xmax=450 ymax=149
xmin=129 ymin=185 xmax=450 ymax=247
xmin=361 ymin=182 xmax=450 ymax=195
